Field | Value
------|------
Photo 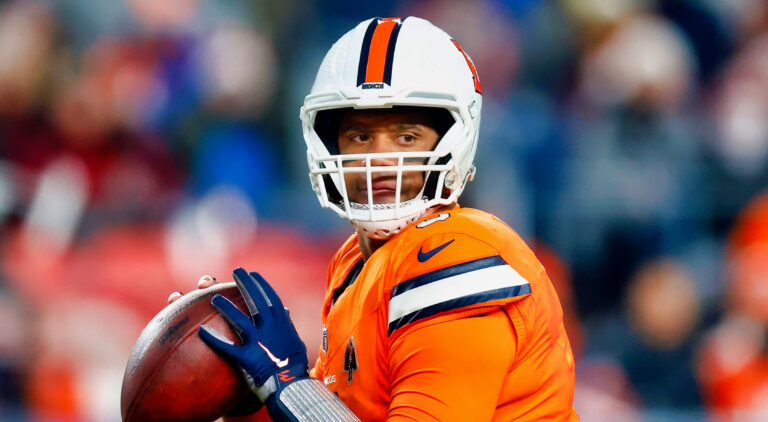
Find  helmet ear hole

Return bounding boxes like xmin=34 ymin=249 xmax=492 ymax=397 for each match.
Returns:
xmin=314 ymin=108 xmax=350 ymax=155
xmin=426 ymin=108 xmax=455 ymax=141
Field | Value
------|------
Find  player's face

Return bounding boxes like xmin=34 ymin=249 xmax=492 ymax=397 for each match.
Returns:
xmin=337 ymin=109 xmax=441 ymax=204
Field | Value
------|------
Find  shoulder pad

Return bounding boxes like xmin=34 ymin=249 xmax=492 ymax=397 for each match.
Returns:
xmin=385 ymin=228 xmax=531 ymax=336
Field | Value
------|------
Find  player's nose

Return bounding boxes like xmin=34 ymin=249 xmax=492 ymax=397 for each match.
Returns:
xmin=367 ymin=135 xmax=399 ymax=165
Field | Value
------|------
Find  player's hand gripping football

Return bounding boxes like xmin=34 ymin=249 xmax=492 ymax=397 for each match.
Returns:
xmin=198 ymin=268 xmax=309 ymax=402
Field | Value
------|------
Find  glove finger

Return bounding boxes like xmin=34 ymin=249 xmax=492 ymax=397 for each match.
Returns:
xmin=233 ymin=267 xmax=273 ymax=326
xmin=250 ymin=271 xmax=285 ymax=320
xmin=198 ymin=324 xmax=241 ymax=360
xmin=211 ymin=294 xmax=251 ymax=342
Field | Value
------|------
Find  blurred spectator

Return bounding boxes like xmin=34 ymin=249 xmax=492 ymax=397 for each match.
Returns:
xmin=696 ymin=191 xmax=768 ymax=420
xmin=622 ymin=259 xmax=703 ymax=409
xmin=579 ymin=258 xmax=704 ymax=416
xmin=197 ymin=25 xmax=277 ymax=118
xmin=658 ymin=0 xmax=733 ymax=85
xmin=0 ymin=290 xmax=29 ymax=420
xmin=188 ymin=24 xmax=284 ymax=217
xmin=25 ymin=296 xmax=144 ymax=421
xmin=697 ymin=315 xmax=768 ymax=421
xmin=576 ymin=14 xmax=695 ymax=111
xmin=535 ymin=242 xmax=584 ymax=358
xmin=560 ymin=0 xmax=647 ymax=47
xmin=573 ymin=356 xmax=643 ymax=422
xmin=0 ymin=161 xmax=14 ymax=226
xmin=728 ymin=190 xmax=768 ymax=253
xmin=0 ymin=2 xmax=55 ymax=120
xmin=556 ymin=12 xmax=705 ymax=315
xmin=626 ymin=259 xmax=701 ymax=351
xmin=706 ymin=35 xmax=768 ymax=229
xmin=189 ymin=122 xmax=281 ymax=216
xmin=0 ymin=2 xmax=61 ymax=196
xmin=127 ymin=0 xmax=201 ymax=33
xmin=697 ymin=193 xmax=768 ymax=421
xmin=706 ymin=0 xmax=768 ymax=45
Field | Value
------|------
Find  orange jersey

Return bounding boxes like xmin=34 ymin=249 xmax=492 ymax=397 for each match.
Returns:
xmin=310 ymin=207 xmax=578 ymax=421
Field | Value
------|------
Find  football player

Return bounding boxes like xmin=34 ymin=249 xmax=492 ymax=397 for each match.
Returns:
xmin=175 ymin=16 xmax=579 ymax=421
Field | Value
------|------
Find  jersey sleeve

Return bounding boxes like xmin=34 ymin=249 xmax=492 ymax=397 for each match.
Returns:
xmin=386 ymin=306 xmax=518 ymax=421
xmin=386 ymin=231 xmax=532 ymax=338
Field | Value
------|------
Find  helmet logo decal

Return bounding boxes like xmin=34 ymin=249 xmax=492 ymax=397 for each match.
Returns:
xmin=357 ymin=17 xmax=403 ymax=88
xmin=451 ymin=39 xmax=483 ymax=94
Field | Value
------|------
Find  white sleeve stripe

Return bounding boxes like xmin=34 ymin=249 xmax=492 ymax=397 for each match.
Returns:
xmin=388 ymin=264 xmax=530 ymax=324
xmin=391 ymin=255 xmax=506 ymax=297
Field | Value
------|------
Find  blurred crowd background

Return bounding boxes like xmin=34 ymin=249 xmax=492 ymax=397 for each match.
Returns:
xmin=1 ymin=0 xmax=768 ymax=420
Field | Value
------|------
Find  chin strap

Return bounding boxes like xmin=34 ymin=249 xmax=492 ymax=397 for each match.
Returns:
xmin=351 ymin=202 xmax=435 ymax=239
xmin=352 ymin=214 xmax=421 ymax=239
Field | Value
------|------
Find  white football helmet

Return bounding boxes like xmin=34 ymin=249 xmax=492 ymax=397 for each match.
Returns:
xmin=300 ymin=16 xmax=483 ymax=239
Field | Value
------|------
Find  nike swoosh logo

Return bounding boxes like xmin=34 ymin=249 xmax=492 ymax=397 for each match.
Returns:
xmin=417 ymin=239 xmax=455 ymax=262
xmin=258 ymin=342 xmax=289 ymax=368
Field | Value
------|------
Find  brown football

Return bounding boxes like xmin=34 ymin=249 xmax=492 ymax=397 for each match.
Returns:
xmin=121 ymin=282 xmax=249 ymax=422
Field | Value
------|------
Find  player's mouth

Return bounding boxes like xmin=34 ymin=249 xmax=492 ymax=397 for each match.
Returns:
xmin=356 ymin=176 xmax=401 ymax=203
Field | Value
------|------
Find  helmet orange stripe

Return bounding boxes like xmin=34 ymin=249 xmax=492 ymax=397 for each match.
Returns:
xmin=382 ymin=19 xmax=403 ymax=85
xmin=365 ymin=19 xmax=399 ymax=83
xmin=356 ymin=19 xmax=379 ymax=86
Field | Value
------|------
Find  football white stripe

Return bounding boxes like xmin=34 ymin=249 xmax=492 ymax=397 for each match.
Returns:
xmin=388 ymin=264 xmax=529 ymax=324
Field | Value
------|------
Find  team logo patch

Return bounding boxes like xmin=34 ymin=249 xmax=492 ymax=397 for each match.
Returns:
xmin=344 ymin=337 xmax=358 ymax=384
xmin=322 ymin=326 xmax=328 ymax=354
xmin=361 ymin=82 xmax=385 ymax=90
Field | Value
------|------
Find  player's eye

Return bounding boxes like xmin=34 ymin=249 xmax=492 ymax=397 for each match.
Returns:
xmin=351 ymin=133 xmax=370 ymax=143
xmin=397 ymin=134 xmax=417 ymax=144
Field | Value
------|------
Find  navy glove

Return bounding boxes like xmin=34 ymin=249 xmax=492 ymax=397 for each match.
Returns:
xmin=199 ymin=268 xmax=309 ymax=402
